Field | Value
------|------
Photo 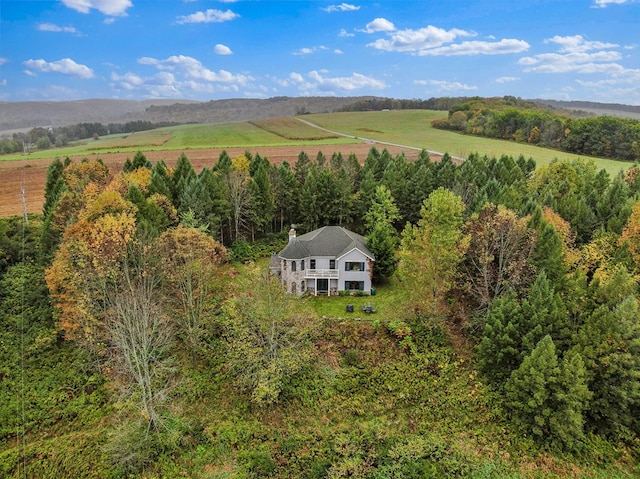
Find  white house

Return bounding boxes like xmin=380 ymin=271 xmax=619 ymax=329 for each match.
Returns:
xmin=272 ymin=226 xmax=375 ymax=296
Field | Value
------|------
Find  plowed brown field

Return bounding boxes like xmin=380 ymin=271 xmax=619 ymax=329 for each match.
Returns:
xmin=0 ymin=143 xmax=432 ymax=218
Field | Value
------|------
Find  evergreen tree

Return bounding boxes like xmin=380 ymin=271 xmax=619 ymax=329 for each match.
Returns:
xmin=550 ymin=350 xmax=591 ymax=447
xmin=505 ymin=335 xmax=560 ymax=438
xmin=247 ymin=160 xmax=274 ymax=239
xmin=477 ymin=292 xmax=524 ymax=383
xmin=365 ymin=185 xmax=400 ymax=282
xmin=214 ymin=150 xmax=232 ymax=173
xmin=271 ymin=161 xmax=299 ymax=233
xmin=294 ymin=151 xmax=312 ymax=185
xmin=299 ymin=165 xmax=320 ymax=230
xmin=520 ymin=271 xmax=571 ymax=353
xmin=171 ymin=153 xmax=197 ymax=209
xmin=531 ymin=221 xmax=567 ymax=289
xmin=148 ymin=160 xmax=172 ymax=199
xmin=572 ymin=296 xmax=640 ymax=438
xmin=123 ymin=151 xmax=152 ymax=172
xmin=381 ymin=153 xmax=411 ymax=227
xmin=40 ymin=158 xmax=67 ymax=261
xmin=434 ymin=153 xmax=456 ymax=189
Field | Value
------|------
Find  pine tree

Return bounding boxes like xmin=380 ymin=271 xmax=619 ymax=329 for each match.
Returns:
xmin=505 ymin=335 xmax=559 ymax=438
xmin=365 ymin=185 xmax=400 ymax=282
xmin=477 ymin=292 xmax=524 ymax=383
xmin=550 ymin=350 xmax=591 ymax=447
xmin=573 ymin=296 xmax=640 ymax=438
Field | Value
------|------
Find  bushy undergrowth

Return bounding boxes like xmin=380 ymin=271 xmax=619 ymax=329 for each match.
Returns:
xmin=230 ymin=234 xmax=288 ymax=263
xmin=2 ymin=261 xmax=639 ymax=478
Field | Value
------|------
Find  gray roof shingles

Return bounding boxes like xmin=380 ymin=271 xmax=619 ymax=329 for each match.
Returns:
xmin=279 ymin=226 xmax=374 ymax=260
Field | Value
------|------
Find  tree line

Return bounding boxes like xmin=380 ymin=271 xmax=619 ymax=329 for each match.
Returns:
xmin=0 ymin=120 xmax=178 ymax=154
xmin=432 ymin=96 xmax=640 ymax=161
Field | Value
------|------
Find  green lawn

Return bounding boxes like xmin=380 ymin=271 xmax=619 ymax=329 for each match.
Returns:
xmin=307 ymin=275 xmax=410 ymax=323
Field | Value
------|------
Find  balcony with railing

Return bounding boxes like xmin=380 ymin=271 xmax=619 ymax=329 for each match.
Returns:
xmin=304 ymin=268 xmax=339 ymax=279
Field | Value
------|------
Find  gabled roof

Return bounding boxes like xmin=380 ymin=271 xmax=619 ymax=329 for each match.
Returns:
xmin=279 ymin=226 xmax=374 ymax=261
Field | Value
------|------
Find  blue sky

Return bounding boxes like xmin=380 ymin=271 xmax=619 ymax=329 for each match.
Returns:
xmin=0 ymin=0 xmax=639 ymax=104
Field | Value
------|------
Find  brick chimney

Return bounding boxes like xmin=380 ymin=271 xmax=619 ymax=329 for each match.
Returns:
xmin=288 ymin=226 xmax=296 ymax=242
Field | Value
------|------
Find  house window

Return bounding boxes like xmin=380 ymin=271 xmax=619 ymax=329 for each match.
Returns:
xmin=283 ymin=260 xmax=287 ymax=271
xmin=330 ymin=259 xmax=336 ymax=269
xmin=345 ymin=262 xmax=365 ymax=272
xmin=301 ymin=260 xmax=305 ymax=271
xmin=310 ymin=259 xmax=316 ymax=269
xmin=345 ymin=281 xmax=364 ymax=291
xmin=292 ymin=261 xmax=297 ymax=272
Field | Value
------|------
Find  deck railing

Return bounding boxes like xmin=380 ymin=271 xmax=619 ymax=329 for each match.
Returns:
xmin=304 ymin=268 xmax=339 ymax=279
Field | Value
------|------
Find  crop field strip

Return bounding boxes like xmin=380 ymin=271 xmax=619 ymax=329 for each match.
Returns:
xmin=248 ymin=117 xmax=340 ymax=141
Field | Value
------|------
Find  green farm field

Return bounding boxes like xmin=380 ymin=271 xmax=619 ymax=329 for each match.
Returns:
xmin=1 ymin=119 xmax=358 ymax=162
xmin=303 ymin=110 xmax=632 ymax=174
xmin=1 ymin=110 xmax=632 ymax=174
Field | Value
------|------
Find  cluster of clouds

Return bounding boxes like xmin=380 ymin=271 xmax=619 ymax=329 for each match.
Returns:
xmin=8 ymin=0 xmax=640 ymax=101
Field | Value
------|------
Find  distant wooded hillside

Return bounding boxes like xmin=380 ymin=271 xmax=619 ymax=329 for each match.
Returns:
xmin=535 ymin=99 xmax=640 ymax=120
xmin=0 ymin=96 xmax=376 ymax=135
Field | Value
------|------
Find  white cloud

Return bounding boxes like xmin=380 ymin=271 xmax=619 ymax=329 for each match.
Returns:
xmin=417 ymin=38 xmax=530 ymax=56
xmin=323 ymin=3 xmax=360 ymax=12
xmin=138 ymin=55 xmax=250 ymax=84
xmin=519 ymin=36 xmax=623 ymax=73
xmin=23 ymin=58 xmax=95 ymax=79
xmin=339 ymin=28 xmax=355 ymax=37
xmin=519 ymin=51 xmax=622 ymax=73
xmin=546 ymin=35 xmax=618 ymax=53
xmin=367 ymin=23 xmax=527 ymax=57
xmin=363 ymin=18 xmax=395 ymax=33
xmin=368 ymin=25 xmax=473 ymax=52
xmin=176 ymin=9 xmax=239 ymax=24
xmin=37 ymin=23 xmax=79 ymax=34
xmin=422 ymin=80 xmax=478 ymax=92
xmin=518 ymin=33 xmax=640 ymax=103
xmin=495 ymin=76 xmax=519 ymax=83
xmin=114 ymin=54 xmax=253 ymax=97
xmin=593 ymin=0 xmax=636 ymax=7
xmin=0 ymin=57 xmax=7 ymax=66
xmin=62 ymin=0 xmax=132 ymax=16
xmin=334 ymin=49 xmax=344 ymax=54
xmin=293 ymin=46 xmax=328 ymax=56
xmin=289 ymin=72 xmax=305 ymax=83
xmin=278 ymin=70 xmax=385 ymax=93
xmin=307 ymin=70 xmax=386 ymax=91
xmin=0 ymin=79 xmax=7 ymax=87
xmin=214 ymin=44 xmax=233 ymax=55
xmin=111 ymin=71 xmax=182 ymax=97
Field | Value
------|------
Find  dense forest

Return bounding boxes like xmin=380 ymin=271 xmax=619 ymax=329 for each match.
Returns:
xmin=2 ymin=145 xmax=640 ymax=477
xmin=432 ymin=97 xmax=640 ymax=162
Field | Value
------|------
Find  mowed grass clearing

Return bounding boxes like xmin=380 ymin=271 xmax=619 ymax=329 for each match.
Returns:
xmin=304 ymin=110 xmax=632 ymax=174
